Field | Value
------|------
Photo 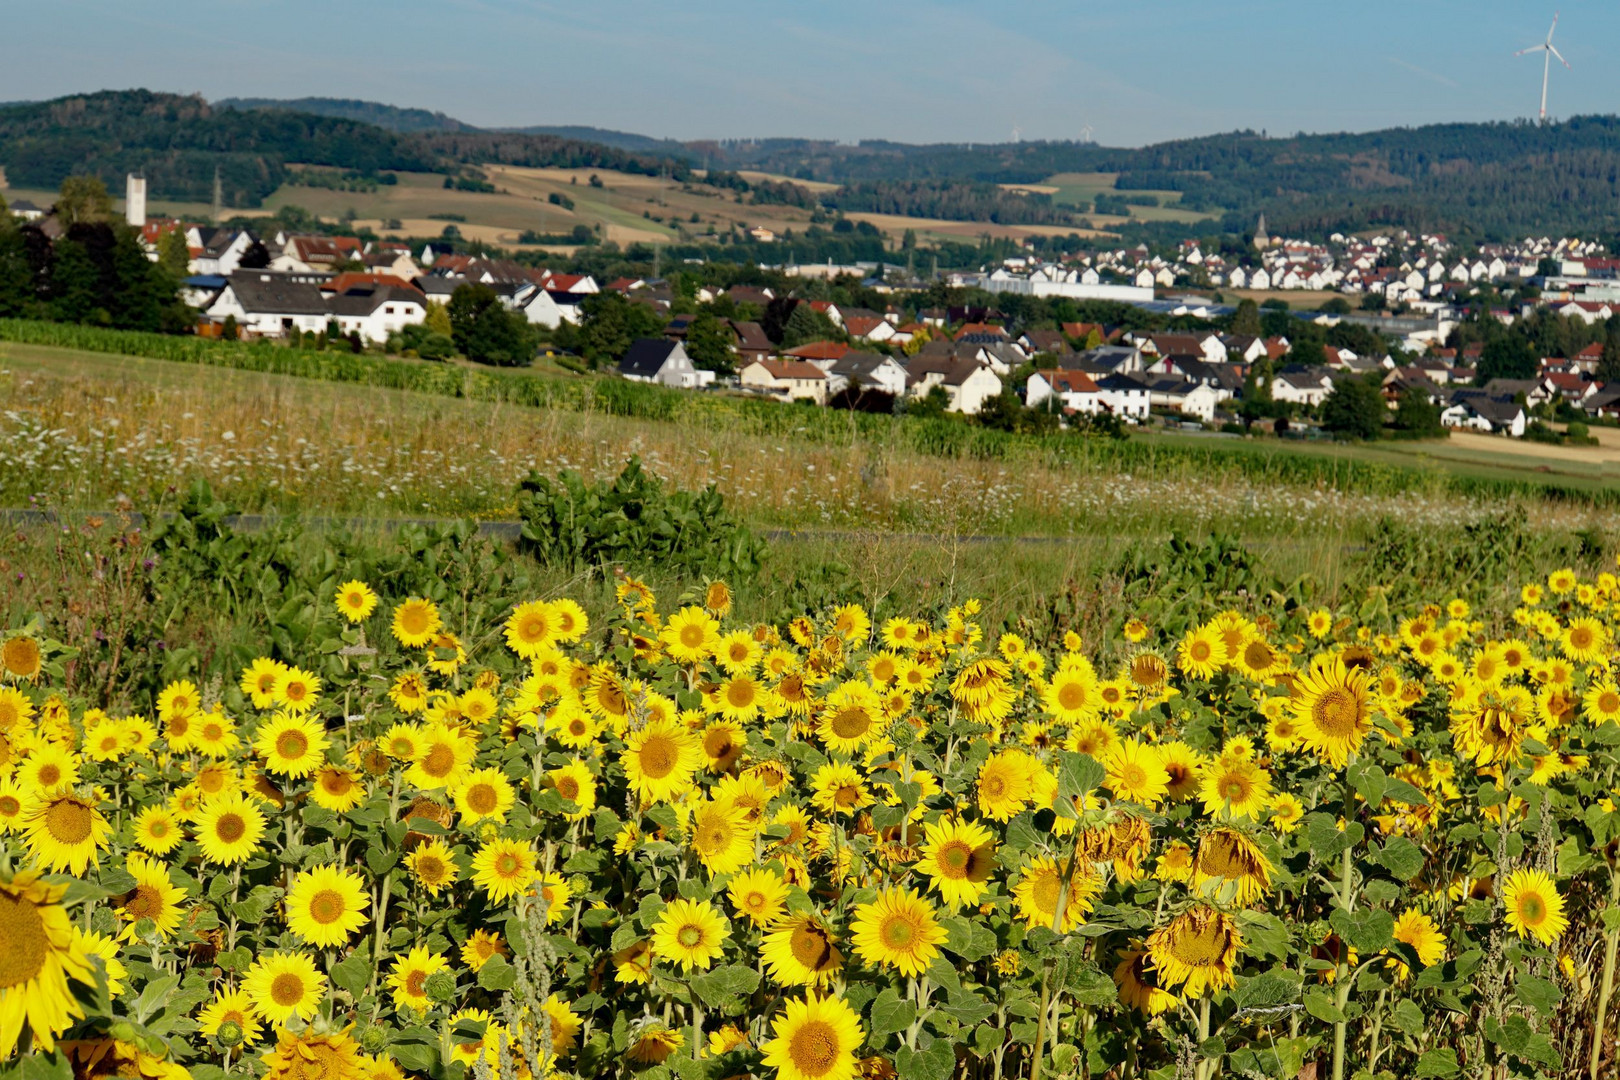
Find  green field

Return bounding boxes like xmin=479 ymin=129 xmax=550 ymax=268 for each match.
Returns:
xmin=1011 ymin=171 xmax=1220 ymax=225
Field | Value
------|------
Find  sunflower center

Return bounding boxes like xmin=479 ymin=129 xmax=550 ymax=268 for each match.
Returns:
xmin=745 ymin=891 xmax=767 ymax=911
xmin=1572 ymin=627 xmax=1594 ymax=650
xmin=496 ymin=853 xmax=521 ymax=877
xmin=556 ymin=777 xmax=580 ymax=800
xmin=125 ymin=884 xmax=163 ymax=920
xmin=2 ymin=638 xmax=42 ymax=677
xmin=0 ymin=893 xmax=48 ymax=989
xmin=271 ymin=972 xmax=306 ymax=1006
xmin=400 ymin=606 xmax=431 ymax=635
xmin=829 ymin=707 xmax=870 ymax=740
xmin=466 ymin=784 xmax=498 ymax=815
xmin=638 ymin=735 xmax=679 ymax=779
xmin=1120 ymin=763 xmax=1148 ymax=789
xmin=677 ymin=925 xmax=704 ymax=948
xmin=880 ymin=913 xmax=917 ymax=949
xmin=215 ymin=813 xmax=246 ymax=843
xmin=1311 ymin=688 xmax=1363 ymax=739
xmin=0 ymin=796 xmax=17 ymax=817
xmin=198 ymin=771 xmax=226 ymax=794
xmin=1190 ymin=641 xmax=1212 ymax=662
xmin=45 ymin=799 xmax=93 ymax=844
xmin=1169 ymin=920 xmax=1228 ymax=966
xmin=1518 ymin=895 xmax=1546 ymax=925
xmin=307 ymin=889 xmax=347 ymax=925
xmin=833 ymin=784 xmax=862 ymax=808
xmin=937 ymin=841 xmax=972 ymax=877
xmin=726 ymin=680 xmax=756 ymax=710
xmin=423 ymin=744 xmax=456 ymax=777
xmin=789 ymin=924 xmax=836 ymax=970
xmin=322 ymin=772 xmax=354 ymax=796
xmin=1031 ymin=872 xmax=1063 ymax=915
xmin=1197 ymin=834 xmax=1251 ymax=879
xmin=415 ymin=855 xmax=446 ymax=881
xmin=1244 ymin=641 xmax=1273 ymax=669
xmin=1056 ymin=681 xmax=1086 ymax=711
xmin=787 ymin=1019 xmax=840 ymax=1077
xmin=405 ymin=969 xmax=428 ymax=996
xmin=36 ymin=764 xmax=61 ymax=788
xmin=1220 ymin=774 xmax=1251 ymax=802
xmin=520 ymin=615 xmax=548 ymax=642
xmin=277 ymin=731 xmax=309 ymax=760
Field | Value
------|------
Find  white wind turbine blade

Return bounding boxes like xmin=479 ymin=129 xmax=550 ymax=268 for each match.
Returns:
xmin=1549 ymin=44 xmax=1570 ymax=68
xmin=1514 ymin=42 xmax=1547 ymax=57
xmin=1547 ymin=11 xmax=1559 ymax=44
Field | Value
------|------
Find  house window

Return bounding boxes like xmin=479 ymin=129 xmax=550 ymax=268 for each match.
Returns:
xmin=385 ymin=306 xmax=395 ymax=315
xmin=282 ymin=318 xmax=293 ymax=330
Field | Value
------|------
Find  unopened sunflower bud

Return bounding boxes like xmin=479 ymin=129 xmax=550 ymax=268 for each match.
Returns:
xmin=360 ymin=1025 xmax=390 ymax=1054
xmin=110 ymin=1021 xmax=138 ymax=1044
xmin=425 ymin=970 xmax=457 ymax=1002
xmin=887 ymin=722 xmax=917 ymax=751
xmin=215 ymin=1020 xmax=244 ymax=1049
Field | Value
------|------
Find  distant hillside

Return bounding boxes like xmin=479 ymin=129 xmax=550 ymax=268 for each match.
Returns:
xmin=217 ymin=96 xmax=475 ymax=134
xmin=500 ymin=125 xmax=692 ymax=159
xmin=699 ymin=119 xmax=1620 ymax=239
xmin=0 ymin=90 xmax=694 ymax=208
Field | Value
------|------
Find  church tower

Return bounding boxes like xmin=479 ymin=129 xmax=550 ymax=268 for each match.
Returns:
xmin=1253 ymin=212 xmax=1269 ymax=251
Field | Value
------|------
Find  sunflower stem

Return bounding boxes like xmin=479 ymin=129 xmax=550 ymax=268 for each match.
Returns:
xmin=1330 ymin=764 xmax=1357 ymax=1080
xmin=688 ymin=982 xmax=702 ymax=1061
xmin=1590 ymin=868 xmax=1620 ymax=1080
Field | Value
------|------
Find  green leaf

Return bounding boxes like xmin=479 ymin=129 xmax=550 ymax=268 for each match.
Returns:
xmin=689 ymin=963 xmax=760 ymax=1010
xmin=8 ymin=1050 xmax=72 ymax=1080
xmin=1392 ymin=998 xmax=1425 ymax=1037
xmin=1054 ymin=751 xmax=1104 ymax=807
xmin=1349 ymin=761 xmax=1388 ymax=807
xmin=894 ymin=1040 xmax=954 ymax=1080
xmin=1330 ymin=908 xmax=1393 ymax=953
xmin=1382 ymin=778 xmax=1429 ymax=805
xmin=330 ymin=947 xmax=372 ymax=998
xmin=1413 ymin=1048 xmax=1459 ymax=1078
xmin=1062 ymin=963 xmax=1118 ymax=1007
xmin=942 ymin=916 xmax=998 ymax=963
xmin=1232 ymin=971 xmax=1298 ymax=1011
xmin=1515 ymin=975 xmax=1562 ymax=1017
xmin=477 ymin=955 xmax=516 ymax=992
xmin=1306 ymin=813 xmax=1351 ymax=861
xmin=868 ymin=988 xmax=916 ymax=1039
xmin=1303 ymin=990 xmax=1345 ymax=1024
xmin=1377 ymin=837 xmax=1426 ymax=881
xmin=1236 ymin=912 xmax=1290 ymax=960
xmin=389 ymin=1042 xmax=438 ymax=1074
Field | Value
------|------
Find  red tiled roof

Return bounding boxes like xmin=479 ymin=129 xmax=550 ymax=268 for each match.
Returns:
xmin=1043 ymin=370 xmax=1099 ymax=393
xmin=322 ymin=272 xmax=423 ymax=296
xmin=844 ymin=315 xmax=888 ymax=338
xmin=784 ymin=341 xmax=850 ymax=361
xmin=755 ymin=359 xmax=827 ymax=381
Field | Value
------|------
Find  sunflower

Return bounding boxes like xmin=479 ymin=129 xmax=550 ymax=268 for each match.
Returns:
xmin=1156 ymin=742 xmax=1203 ymax=801
xmin=1562 ymin=617 xmax=1608 ymax=664
xmin=451 ymin=767 xmax=515 ymax=827
xmin=1156 ymin=842 xmax=1194 ymax=883
xmin=761 ymin=993 xmax=862 ymax=1080
xmin=502 ymin=601 xmax=555 ymax=660
xmin=1503 ymin=868 xmax=1568 ymax=946
xmin=622 ymin=717 xmax=701 ymax=804
xmin=117 ymin=854 xmax=187 ymax=941
xmin=715 ymin=630 xmax=762 ymax=674
xmin=460 ymin=930 xmax=507 ymax=972
xmin=662 ymin=607 xmax=721 ymax=664
xmin=1103 ymin=738 xmax=1169 ymax=807
xmin=1146 ymin=905 xmax=1242 ymax=998
xmin=817 ymin=681 xmax=883 ymax=754
xmin=761 ymin=913 xmax=844 ymax=987
xmin=243 ymin=952 xmax=326 ymax=1024
xmin=272 ymin=667 xmax=321 ymax=715
xmin=1114 ymin=949 xmax=1180 ymax=1016
xmin=1176 ymin=625 xmax=1227 ymax=680
xmin=851 ymin=887 xmax=945 ymax=977
xmin=700 ymin=720 xmax=747 ymax=774
xmin=23 ymin=789 xmax=111 ymax=875
xmin=253 ymin=713 xmax=330 ymax=779
xmin=407 ymin=724 xmax=475 ymax=790
xmin=18 ymin=743 xmax=79 ymax=794
xmin=0 ymin=635 xmax=43 ymax=682
xmin=73 ymin=927 xmax=126 ymax=997
xmin=472 ymin=838 xmax=537 ymax=905
xmin=1582 ymin=682 xmax=1620 ymax=728
xmin=1289 ymin=657 xmax=1374 ymax=768
xmin=191 ymin=711 xmax=240 ymax=759
xmin=391 ymin=598 xmax=442 ymax=649
xmin=0 ymin=687 xmax=35 ymax=736
xmin=546 ymin=760 xmax=597 ymax=821
xmin=1199 ymin=755 xmax=1272 ymax=821
xmin=380 ymin=723 xmax=422 ymax=761
xmin=238 ymin=658 xmax=285 ymax=711
xmin=1012 ymin=855 xmax=1101 ymax=932
xmin=261 ymin=1026 xmax=364 ymax=1080
xmin=1192 ymin=827 xmax=1273 ymax=905
xmin=0 ymin=870 xmax=96 ymax=1055
xmin=810 ymin=762 xmax=872 ymax=816
xmin=309 ymin=765 xmax=366 ymax=813
xmin=1306 ymin=609 xmax=1335 ymax=638
xmin=194 ymin=792 xmax=267 ymax=865
xmin=332 ymin=579 xmax=379 ymax=623
xmin=404 ymin=838 xmax=459 ymax=895
xmin=915 ymin=817 xmax=997 ymax=909
xmin=1268 ymin=792 xmax=1305 ymax=833
xmin=1386 ymin=908 xmax=1446 ymax=980
xmin=198 ymin=989 xmax=265 ymax=1046
xmin=689 ymin=797 xmax=754 ymax=877
xmin=285 ymin=866 xmax=369 ymax=948
xmin=626 ymin=1023 xmax=685 ymax=1065
xmin=727 ymin=867 xmax=790 ymax=926
xmin=126 ymin=802 xmax=183 ymax=855
xmin=0 ymin=777 xmax=25 ymax=834
xmin=975 ymin=750 xmax=1036 ymax=822
xmin=651 ymin=898 xmax=730 ymax=972
xmin=387 ymin=946 xmax=450 ymax=1013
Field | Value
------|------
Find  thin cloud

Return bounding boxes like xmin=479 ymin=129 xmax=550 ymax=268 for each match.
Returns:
xmin=1388 ymin=56 xmax=1457 ymax=88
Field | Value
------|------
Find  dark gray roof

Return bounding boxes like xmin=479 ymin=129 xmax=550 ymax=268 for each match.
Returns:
xmin=1076 ymin=345 xmax=1141 ymax=371
xmin=8 ymin=199 xmax=42 ymax=213
xmin=830 ymin=351 xmax=901 ymax=385
xmin=226 ymin=272 xmax=328 ymax=316
xmin=1096 ymin=372 xmax=1152 ymax=391
xmin=618 ymin=338 xmax=681 ymax=378
xmin=326 ymin=285 xmax=424 ymax=317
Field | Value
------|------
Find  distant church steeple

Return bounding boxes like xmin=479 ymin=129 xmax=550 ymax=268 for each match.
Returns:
xmin=1253 ymin=213 xmax=1270 ymax=251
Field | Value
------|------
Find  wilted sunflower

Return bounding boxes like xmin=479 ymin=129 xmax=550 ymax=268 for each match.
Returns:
xmin=1290 ymin=657 xmax=1375 ymax=768
xmin=1193 ymin=827 xmax=1273 ymax=905
xmin=1503 ymin=868 xmax=1568 ymax=946
xmin=915 ymin=817 xmax=997 ymax=909
xmin=761 ymin=913 xmax=844 ymax=987
xmin=1146 ymin=905 xmax=1242 ymax=998
xmin=626 ymin=1022 xmax=685 ymax=1065
xmin=851 ymin=887 xmax=945 ymax=977
xmin=285 ymin=866 xmax=369 ymax=948
xmin=761 ymin=993 xmax=863 ymax=1080
xmin=651 ymin=898 xmax=730 ymax=972
xmin=243 ymin=952 xmax=326 ymax=1024
xmin=1114 ymin=948 xmax=1180 ymax=1016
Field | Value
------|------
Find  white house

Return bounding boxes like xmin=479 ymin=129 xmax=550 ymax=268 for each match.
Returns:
xmin=192 ymin=230 xmax=259 ymax=276
xmin=1441 ymin=395 xmax=1526 ymax=437
xmin=1145 ymin=377 xmax=1219 ymax=422
xmin=1095 ymin=374 xmax=1152 ymax=422
xmin=908 ymin=358 xmax=1002 ymax=415
xmin=739 ymin=359 xmax=830 ymax=404
xmin=827 ymin=353 xmax=909 ymax=398
xmin=618 ymin=339 xmax=708 ymax=389
xmin=326 ymin=286 xmax=428 ymax=345
xmin=1025 ymin=370 xmax=1102 ymax=414
xmin=1269 ymin=367 xmax=1337 ymax=407
xmin=516 ymin=285 xmax=585 ymax=328
xmin=204 ymin=272 xmax=330 ymax=337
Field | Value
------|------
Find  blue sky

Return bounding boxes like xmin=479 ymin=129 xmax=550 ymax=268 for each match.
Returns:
xmin=5 ymin=1 xmax=1615 ymax=146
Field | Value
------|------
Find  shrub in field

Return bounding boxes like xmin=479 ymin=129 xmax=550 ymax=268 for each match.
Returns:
xmin=515 ymin=458 xmax=762 ymax=581
xmin=4 ymin=547 xmax=1620 ymax=1080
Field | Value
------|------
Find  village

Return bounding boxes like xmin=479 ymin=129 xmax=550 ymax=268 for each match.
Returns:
xmin=27 ymin=175 xmax=1620 ymax=441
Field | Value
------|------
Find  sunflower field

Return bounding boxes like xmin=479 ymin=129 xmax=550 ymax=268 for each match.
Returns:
xmin=3 ymin=558 xmax=1620 ymax=1080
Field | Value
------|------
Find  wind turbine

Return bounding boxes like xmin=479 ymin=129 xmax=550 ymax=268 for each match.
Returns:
xmin=1515 ymin=11 xmax=1570 ymax=121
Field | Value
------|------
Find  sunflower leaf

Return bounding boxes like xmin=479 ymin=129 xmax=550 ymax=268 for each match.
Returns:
xmin=1515 ymin=975 xmax=1562 ymax=1017
xmin=1330 ymin=908 xmax=1393 ymax=953
xmin=869 ymin=987 xmax=916 ymax=1038
xmin=895 ymin=1039 xmax=955 ymax=1080
xmin=1302 ymin=990 xmax=1345 ymax=1024
xmin=689 ymin=963 xmax=759 ymax=1010
xmin=331 ymin=946 xmax=372 ymax=998
xmin=478 ymin=955 xmax=516 ymax=992
xmin=1054 ymin=751 xmax=1104 ymax=807
xmin=1413 ymin=1048 xmax=1460 ymax=1078
xmin=1377 ymin=837 xmax=1426 ymax=881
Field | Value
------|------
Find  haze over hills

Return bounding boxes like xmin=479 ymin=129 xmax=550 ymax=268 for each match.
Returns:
xmin=8 ymin=90 xmax=1620 ymax=242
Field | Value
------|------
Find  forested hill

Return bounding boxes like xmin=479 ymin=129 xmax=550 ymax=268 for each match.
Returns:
xmin=217 ymin=96 xmax=477 ymax=133
xmin=702 ymin=117 xmax=1620 ymax=239
xmin=0 ymin=90 xmax=691 ymax=208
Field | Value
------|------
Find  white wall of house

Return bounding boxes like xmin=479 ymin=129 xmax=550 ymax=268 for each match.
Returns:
xmin=332 ymin=300 xmax=427 ymax=344
xmin=949 ymin=367 xmax=1003 ymax=415
xmin=204 ymin=288 xmax=327 ymax=337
